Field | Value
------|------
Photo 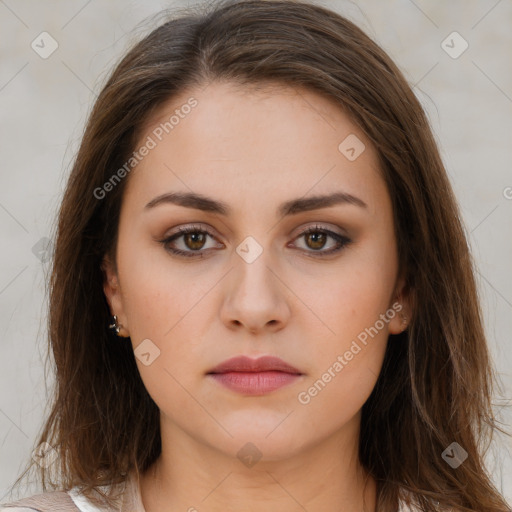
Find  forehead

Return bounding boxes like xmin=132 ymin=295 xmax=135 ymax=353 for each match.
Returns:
xmin=123 ymin=80 xmax=386 ymax=217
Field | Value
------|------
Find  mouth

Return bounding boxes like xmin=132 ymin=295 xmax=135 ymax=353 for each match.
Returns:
xmin=206 ymin=355 xmax=303 ymax=395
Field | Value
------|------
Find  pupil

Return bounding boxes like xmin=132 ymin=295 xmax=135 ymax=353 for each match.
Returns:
xmin=308 ymin=232 xmax=325 ymax=249
xmin=186 ymin=233 xmax=205 ymax=249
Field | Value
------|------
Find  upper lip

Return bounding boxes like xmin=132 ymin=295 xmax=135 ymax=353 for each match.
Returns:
xmin=207 ymin=356 xmax=302 ymax=374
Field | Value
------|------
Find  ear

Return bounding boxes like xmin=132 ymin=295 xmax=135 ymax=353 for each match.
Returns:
xmin=388 ymin=274 xmax=412 ymax=335
xmin=101 ymin=255 xmax=130 ymax=337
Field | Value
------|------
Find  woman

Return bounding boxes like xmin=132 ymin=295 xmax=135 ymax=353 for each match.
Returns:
xmin=1 ymin=0 xmax=510 ymax=511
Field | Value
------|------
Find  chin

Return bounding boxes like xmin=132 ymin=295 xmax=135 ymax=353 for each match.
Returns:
xmin=202 ymin=422 xmax=313 ymax=464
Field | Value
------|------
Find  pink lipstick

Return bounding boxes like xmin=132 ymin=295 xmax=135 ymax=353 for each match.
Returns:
xmin=206 ymin=355 xmax=303 ymax=395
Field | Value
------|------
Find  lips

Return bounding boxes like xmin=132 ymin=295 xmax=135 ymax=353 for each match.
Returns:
xmin=206 ymin=355 xmax=303 ymax=395
xmin=207 ymin=355 xmax=302 ymax=375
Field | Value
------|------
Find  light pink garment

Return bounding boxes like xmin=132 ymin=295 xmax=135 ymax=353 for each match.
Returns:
xmin=0 ymin=470 xmax=145 ymax=512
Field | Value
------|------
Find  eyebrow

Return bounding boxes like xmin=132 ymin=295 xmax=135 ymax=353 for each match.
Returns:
xmin=144 ymin=191 xmax=367 ymax=216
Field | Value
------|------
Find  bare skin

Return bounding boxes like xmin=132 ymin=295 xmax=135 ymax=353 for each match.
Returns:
xmin=103 ymin=80 xmax=411 ymax=512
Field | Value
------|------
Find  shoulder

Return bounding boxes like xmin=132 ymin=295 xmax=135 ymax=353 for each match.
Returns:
xmin=0 ymin=471 xmax=139 ymax=512
xmin=1 ymin=508 xmax=44 ymax=512
xmin=398 ymin=489 xmax=457 ymax=512
xmin=398 ymin=495 xmax=460 ymax=512
xmin=0 ymin=489 xmax=79 ymax=511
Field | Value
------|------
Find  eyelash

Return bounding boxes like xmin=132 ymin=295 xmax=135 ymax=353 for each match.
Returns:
xmin=159 ymin=224 xmax=352 ymax=259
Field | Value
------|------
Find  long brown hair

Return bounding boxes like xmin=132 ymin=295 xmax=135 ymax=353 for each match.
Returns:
xmin=6 ymin=1 xmax=511 ymax=510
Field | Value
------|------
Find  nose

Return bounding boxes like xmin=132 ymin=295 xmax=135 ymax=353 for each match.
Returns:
xmin=220 ymin=250 xmax=291 ymax=334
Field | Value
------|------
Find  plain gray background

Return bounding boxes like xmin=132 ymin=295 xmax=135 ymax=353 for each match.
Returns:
xmin=1 ymin=0 xmax=511 ymax=505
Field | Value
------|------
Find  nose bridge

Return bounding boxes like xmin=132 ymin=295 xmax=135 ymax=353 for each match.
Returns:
xmin=232 ymin=234 xmax=278 ymax=296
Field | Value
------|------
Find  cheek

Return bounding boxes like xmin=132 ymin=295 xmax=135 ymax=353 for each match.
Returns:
xmin=117 ymin=236 xmax=205 ymax=338
xmin=293 ymin=275 xmax=392 ymax=429
xmin=116 ymin=239 xmax=223 ymax=380
xmin=117 ymin=248 xmax=210 ymax=419
xmin=294 ymin=249 xmax=397 ymax=353
xmin=294 ymin=354 xmax=382 ymax=443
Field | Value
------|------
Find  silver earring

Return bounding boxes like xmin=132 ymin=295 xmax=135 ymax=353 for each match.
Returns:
xmin=108 ymin=315 xmax=121 ymax=335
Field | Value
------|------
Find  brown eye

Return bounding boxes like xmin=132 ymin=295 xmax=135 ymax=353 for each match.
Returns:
xmin=183 ymin=232 xmax=207 ymax=250
xmin=160 ymin=225 xmax=221 ymax=258
xmin=304 ymin=231 xmax=327 ymax=250
xmin=293 ymin=225 xmax=352 ymax=257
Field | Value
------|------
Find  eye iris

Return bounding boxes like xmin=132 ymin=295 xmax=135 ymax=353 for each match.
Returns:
xmin=306 ymin=232 xmax=326 ymax=250
xmin=185 ymin=232 xmax=206 ymax=250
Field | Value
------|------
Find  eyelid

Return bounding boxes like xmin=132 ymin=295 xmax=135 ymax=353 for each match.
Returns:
xmin=292 ymin=221 xmax=348 ymax=237
xmin=164 ymin=223 xmax=217 ymax=239
xmin=164 ymin=221 xmax=347 ymax=237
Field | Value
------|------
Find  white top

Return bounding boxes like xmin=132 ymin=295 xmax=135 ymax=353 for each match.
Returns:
xmin=68 ymin=471 xmax=146 ymax=511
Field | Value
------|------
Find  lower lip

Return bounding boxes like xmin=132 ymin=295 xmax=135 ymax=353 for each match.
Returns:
xmin=208 ymin=371 xmax=301 ymax=395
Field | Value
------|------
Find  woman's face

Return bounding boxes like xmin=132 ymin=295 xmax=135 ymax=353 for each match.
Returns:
xmin=103 ymin=81 xmax=409 ymax=462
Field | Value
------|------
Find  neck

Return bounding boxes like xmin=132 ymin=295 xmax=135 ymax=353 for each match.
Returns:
xmin=139 ymin=418 xmax=377 ymax=512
